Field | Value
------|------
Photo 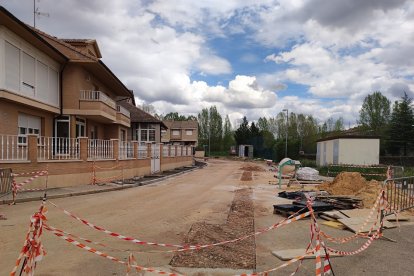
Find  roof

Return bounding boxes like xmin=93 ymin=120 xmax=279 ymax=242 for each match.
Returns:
xmin=163 ymin=120 xmax=198 ymax=129
xmin=118 ymin=100 xmax=167 ymax=128
xmin=61 ymin=38 xmax=102 ymax=58
xmin=32 ymin=29 xmax=132 ymax=98
xmin=0 ymin=6 xmax=67 ymax=63
xmin=317 ymin=135 xmax=381 ymax=142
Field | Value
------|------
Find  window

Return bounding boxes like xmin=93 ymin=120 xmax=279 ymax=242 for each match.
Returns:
xmin=138 ymin=124 xmax=156 ymax=143
xmin=22 ymin=52 xmax=35 ymax=97
xmin=4 ymin=40 xmax=59 ymax=106
xmin=5 ymin=42 xmax=20 ymax=91
xmin=18 ymin=114 xmax=41 ymax=145
xmin=172 ymin=130 xmax=180 ymax=136
xmin=90 ymin=125 xmax=98 ymax=139
xmin=185 ymin=130 xmax=193 ymax=136
xmin=55 ymin=116 xmax=70 ymax=138
xmin=76 ymin=118 xmax=86 ymax=138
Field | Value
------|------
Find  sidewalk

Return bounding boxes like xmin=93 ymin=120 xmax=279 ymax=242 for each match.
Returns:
xmin=0 ymin=165 xmax=203 ymax=205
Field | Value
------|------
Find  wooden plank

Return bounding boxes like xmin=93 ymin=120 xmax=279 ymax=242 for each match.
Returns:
xmin=272 ymin=249 xmax=342 ymax=261
xmin=322 ymin=221 xmax=346 ymax=229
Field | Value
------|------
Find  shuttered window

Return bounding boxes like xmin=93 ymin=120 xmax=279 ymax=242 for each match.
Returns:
xmin=36 ymin=60 xmax=48 ymax=102
xmin=48 ymin=68 xmax=59 ymax=106
xmin=22 ymin=52 xmax=35 ymax=97
xmin=5 ymin=41 xmax=20 ymax=91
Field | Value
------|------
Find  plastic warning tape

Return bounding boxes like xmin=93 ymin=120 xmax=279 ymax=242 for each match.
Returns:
xmin=12 ymin=170 xmax=47 ymax=177
xmin=13 ymin=171 xmax=46 ymax=190
xmin=45 ymin=228 xmax=183 ymax=276
xmin=48 ymin=201 xmax=311 ymax=252
xmin=326 ymin=228 xmax=382 ymax=256
xmin=319 ymin=190 xmax=385 ymax=243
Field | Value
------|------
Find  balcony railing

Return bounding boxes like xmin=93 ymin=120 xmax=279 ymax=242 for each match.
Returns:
xmin=38 ymin=137 xmax=80 ymax=160
xmin=116 ymin=105 xmax=130 ymax=118
xmin=0 ymin=135 xmax=27 ymax=161
xmin=88 ymin=139 xmax=114 ymax=160
xmin=80 ymin=90 xmax=116 ymax=109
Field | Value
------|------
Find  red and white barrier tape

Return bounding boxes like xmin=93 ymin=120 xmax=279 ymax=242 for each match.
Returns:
xmin=48 ymin=200 xmax=311 ymax=252
xmin=10 ymin=203 xmax=47 ymax=276
xmin=12 ymin=170 xmax=47 ymax=177
xmin=44 ymin=228 xmax=182 ymax=276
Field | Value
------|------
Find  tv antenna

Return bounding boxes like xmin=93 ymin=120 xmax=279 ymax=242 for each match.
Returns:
xmin=33 ymin=0 xmax=49 ymax=28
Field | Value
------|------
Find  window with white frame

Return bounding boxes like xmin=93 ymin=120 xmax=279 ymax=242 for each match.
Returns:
xmin=185 ymin=130 xmax=193 ymax=136
xmin=4 ymin=40 xmax=59 ymax=106
xmin=138 ymin=124 xmax=156 ymax=143
xmin=172 ymin=130 xmax=180 ymax=136
xmin=18 ymin=114 xmax=41 ymax=145
xmin=76 ymin=118 xmax=86 ymax=138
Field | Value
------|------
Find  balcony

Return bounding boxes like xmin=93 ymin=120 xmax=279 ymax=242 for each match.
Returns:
xmin=116 ymin=105 xmax=131 ymax=127
xmin=78 ymin=90 xmax=117 ymax=122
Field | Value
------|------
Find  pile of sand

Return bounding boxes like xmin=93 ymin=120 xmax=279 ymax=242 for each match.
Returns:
xmin=318 ymin=172 xmax=382 ymax=208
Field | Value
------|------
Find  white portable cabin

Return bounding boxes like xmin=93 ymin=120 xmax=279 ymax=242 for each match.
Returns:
xmin=316 ymin=136 xmax=380 ymax=166
xmin=238 ymin=145 xmax=253 ymax=158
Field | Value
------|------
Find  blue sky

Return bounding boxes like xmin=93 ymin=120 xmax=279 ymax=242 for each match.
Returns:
xmin=2 ymin=0 xmax=414 ymax=127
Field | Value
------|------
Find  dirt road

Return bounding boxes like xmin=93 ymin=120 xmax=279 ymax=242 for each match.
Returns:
xmin=1 ymin=159 xmax=414 ymax=276
xmin=1 ymin=159 xmax=266 ymax=275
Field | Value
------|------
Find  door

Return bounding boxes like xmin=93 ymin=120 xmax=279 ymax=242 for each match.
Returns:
xmin=151 ymin=144 xmax=160 ymax=174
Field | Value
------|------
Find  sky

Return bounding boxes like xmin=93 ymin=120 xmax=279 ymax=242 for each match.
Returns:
xmin=2 ymin=0 xmax=414 ymax=127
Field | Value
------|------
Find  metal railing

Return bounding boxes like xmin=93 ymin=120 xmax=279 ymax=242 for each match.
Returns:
xmin=80 ymin=90 xmax=117 ymax=109
xmin=137 ymin=145 xmax=147 ymax=159
xmin=383 ymin=177 xmax=414 ymax=216
xmin=38 ymin=137 xmax=80 ymax=160
xmin=119 ymin=141 xmax=134 ymax=160
xmin=116 ymin=105 xmax=130 ymax=118
xmin=170 ymin=146 xmax=176 ymax=157
xmin=0 ymin=135 xmax=28 ymax=161
xmin=88 ymin=139 xmax=114 ymax=160
xmin=162 ymin=145 xmax=169 ymax=157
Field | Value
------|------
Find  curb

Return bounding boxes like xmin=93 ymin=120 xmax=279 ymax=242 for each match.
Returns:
xmin=0 ymin=166 xmax=201 ymax=205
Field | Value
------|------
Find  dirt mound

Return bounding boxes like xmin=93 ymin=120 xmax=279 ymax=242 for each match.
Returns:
xmin=240 ymin=171 xmax=253 ymax=181
xmin=240 ymin=164 xmax=265 ymax=172
xmin=318 ymin=172 xmax=382 ymax=208
xmin=170 ymin=189 xmax=255 ymax=269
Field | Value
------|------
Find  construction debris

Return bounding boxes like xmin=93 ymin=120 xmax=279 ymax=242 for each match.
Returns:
xmin=318 ymin=172 xmax=382 ymax=208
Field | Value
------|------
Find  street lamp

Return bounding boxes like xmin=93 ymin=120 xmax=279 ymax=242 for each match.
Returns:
xmin=282 ymin=109 xmax=289 ymax=158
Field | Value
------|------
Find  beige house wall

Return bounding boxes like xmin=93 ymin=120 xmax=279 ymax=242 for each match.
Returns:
xmin=0 ymin=100 xmax=55 ymax=136
xmin=339 ymin=139 xmax=379 ymax=165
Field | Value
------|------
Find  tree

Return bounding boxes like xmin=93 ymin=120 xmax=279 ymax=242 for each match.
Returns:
xmin=163 ymin=112 xmax=187 ymax=121
xmin=359 ymin=91 xmax=391 ymax=135
xmin=222 ymin=115 xmax=235 ymax=150
xmin=257 ymin=117 xmax=269 ymax=132
xmin=197 ymin=108 xmax=209 ymax=148
xmin=234 ymin=117 xmax=251 ymax=145
xmin=386 ymin=93 xmax=414 ymax=156
xmin=208 ymin=106 xmax=223 ymax=151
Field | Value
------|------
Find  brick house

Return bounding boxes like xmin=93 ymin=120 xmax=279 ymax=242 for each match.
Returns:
xmin=0 ymin=6 xmax=193 ymax=189
xmin=117 ymin=98 xmax=167 ymax=144
xmin=161 ymin=120 xmax=198 ymax=146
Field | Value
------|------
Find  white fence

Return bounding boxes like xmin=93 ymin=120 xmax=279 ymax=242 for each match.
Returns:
xmin=137 ymin=145 xmax=148 ymax=159
xmin=38 ymin=137 xmax=80 ymax=160
xmin=88 ymin=139 xmax=114 ymax=160
xmin=177 ymin=146 xmax=182 ymax=156
xmin=170 ymin=146 xmax=176 ymax=157
xmin=0 ymin=135 xmax=27 ymax=161
xmin=119 ymin=141 xmax=134 ymax=160
xmin=162 ymin=145 xmax=169 ymax=157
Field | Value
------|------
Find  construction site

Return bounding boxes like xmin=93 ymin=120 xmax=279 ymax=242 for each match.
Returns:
xmin=1 ymin=158 xmax=413 ymax=276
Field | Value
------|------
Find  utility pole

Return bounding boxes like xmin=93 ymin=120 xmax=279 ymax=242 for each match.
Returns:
xmin=282 ymin=109 xmax=289 ymax=158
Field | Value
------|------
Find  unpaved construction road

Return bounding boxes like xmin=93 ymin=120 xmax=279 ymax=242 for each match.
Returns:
xmin=1 ymin=159 xmax=414 ymax=276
